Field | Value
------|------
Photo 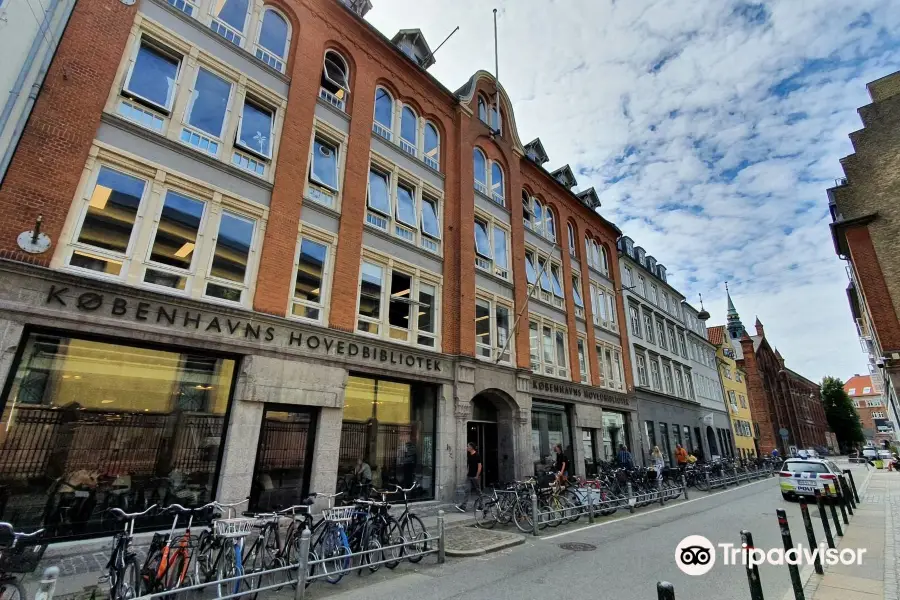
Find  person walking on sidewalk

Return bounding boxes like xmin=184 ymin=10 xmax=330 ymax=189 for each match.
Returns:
xmin=456 ymin=442 xmax=482 ymax=512
xmin=651 ymin=446 xmax=665 ymax=482
xmin=617 ymin=444 xmax=634 ymax=468
xmin=675 ymin=444 xmax=688 ymax=472
xmin=554 ymin=444 xmax=569 ymax=483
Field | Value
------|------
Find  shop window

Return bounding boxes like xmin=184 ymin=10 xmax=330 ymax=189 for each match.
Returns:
xmin=531 ymin=403 xmax=572 ymax=476
xmin=337 ymin=376 xmax=436 ymax=500
xmin=645 ymin=420 xmax=656 ymax=451
xmin=0 ymin=332 xmax=234 ymax=540
xmin=603 ymin=412 xmax=628 ymax=461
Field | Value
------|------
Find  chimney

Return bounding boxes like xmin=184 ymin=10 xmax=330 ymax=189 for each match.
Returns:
xmin=755 ymin=317 xmax=764 ymax=338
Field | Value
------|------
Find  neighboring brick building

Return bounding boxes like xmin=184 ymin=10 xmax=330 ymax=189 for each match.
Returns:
xmin=828 ymin=70 xmax=900 ymax=444
xmin=844 ymin=374 xmax=895 ymax=446
xmin=724 ymin=294 xmax=829 ymax=455
xmin=0 ymin=0 xmax=634 ymax=540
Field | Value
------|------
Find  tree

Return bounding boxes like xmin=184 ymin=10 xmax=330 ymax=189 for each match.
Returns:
xmin=821 ymin=376 xmax=865 ymax=451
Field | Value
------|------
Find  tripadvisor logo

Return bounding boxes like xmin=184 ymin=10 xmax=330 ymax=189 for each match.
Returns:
xmin=675 ymin=535 xmax=867 ymax=576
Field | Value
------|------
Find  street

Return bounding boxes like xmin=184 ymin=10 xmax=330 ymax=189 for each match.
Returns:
xmin=304 ymin=464 xmax=872 ymax=600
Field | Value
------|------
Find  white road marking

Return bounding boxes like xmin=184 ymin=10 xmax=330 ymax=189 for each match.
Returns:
xmin=540 ymin=476 xmax=777 ymax=540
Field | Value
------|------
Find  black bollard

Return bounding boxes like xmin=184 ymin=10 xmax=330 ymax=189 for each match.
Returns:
xmin=833 ymin=480 xmax=850 ymax=524
xmin=741 ymin=530 xmax=766 ymax=600
xmin=843 ymin=469 xmax=860 ymax=504
xmin=799 ymin=501 xmax=824 ymax=575
xmin=813 ymin=489 xmax=835 ymax=549
xmin=839 ymin=475 xmax=856 ymax=512
xmin=776 ymin=509 xmax=806 ymax=600
xmin=824 ymin=485 xmax=843 ymax=536
xmin=657 ymin=581 xmax=676 ymax=600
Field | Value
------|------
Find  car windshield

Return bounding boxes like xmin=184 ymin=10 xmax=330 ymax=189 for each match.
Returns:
xmin=784 ymin=461 xmax=829 ymax=474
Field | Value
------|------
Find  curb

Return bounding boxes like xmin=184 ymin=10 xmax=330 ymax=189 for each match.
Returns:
xmin=445 ymin=533 xmax=526 ymax=557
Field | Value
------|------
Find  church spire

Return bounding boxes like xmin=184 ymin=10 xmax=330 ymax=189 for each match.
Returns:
xmin=725 ymin=282 xmax=745 ymax=340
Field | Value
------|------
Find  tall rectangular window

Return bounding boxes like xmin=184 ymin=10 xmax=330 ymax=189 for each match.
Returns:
xmin=572 ymin=274 xmax=585 ymax=315
xmin=643 ymin=312 xmax=655 ymax=344
xmin=650 ymin=358 xmax=662 ymax=390
xmin=525 ymin=250 xmax=537 ymax=285
xmin=493 ymin=226 xmax=508 ymax=274
xmin=555 ymin=330 xmax=568 ymax=378
xmin=417 ymin=283 xmax=436 ymax=347
xmin=550 ymin=264 xmax=564 ymax=300
xmin=678 ymin=331 xmax=687 ymax=357
xmin=357 ymin=262 xmax=383 ymax=333
xmin=657 ymin=319 xmax=667 ymax=350
xmin=421 ymin=196 xmax=441 ymax=239
xmin=577 ymin=338 xmax=588 ymax=383
xmin=206 ymin=211 xmax=255 ymax=302
xmin=668 ymin=325 xmax=678 ymax=354
xmin=143 ymin=190 xmax=205 ymax=290
xmin=662 ymin=362 xmax=674 ymax=394
xmin=310 ymin=137 xmax=339 ymax=191
xmin=636 ymin=353 xmax=648 ymax=387
xmin=529 ymin=321 xmax=540 ymax=371
xmin=388 ymin=271 xmax=413 ymax=341
xmin=367 ymin=169 xmax=391 ymax=215
xmin=496 ymin=304 xmax=510 ymax=363
xmin=475 ymin=299 xmax=492 ymax=358
xmin=629 ymin=305 xmax=641 ymax=337
xmin=185 ymin=68 xmax=232 ymax=140
xmin=395 ymin=182 xmax=417 ymax=228
xmin=291 ymin=237 xmax=328 ymax=321
xmin=673 ymin=366 xmax=685 ymax=398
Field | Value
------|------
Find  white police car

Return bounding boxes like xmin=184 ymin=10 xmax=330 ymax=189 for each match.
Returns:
xmin=779 ymin=458 xmax=842 ymax=500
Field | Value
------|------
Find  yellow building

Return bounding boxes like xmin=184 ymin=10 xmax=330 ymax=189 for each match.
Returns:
xmin=708 ymin=324 xmax=757 ymax=458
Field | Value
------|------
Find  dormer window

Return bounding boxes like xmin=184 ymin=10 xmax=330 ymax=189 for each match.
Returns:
xmin=551 ymin=165 xmax=577 ymax=190
xmin=320 ymin=50 xmax=350 ymax=111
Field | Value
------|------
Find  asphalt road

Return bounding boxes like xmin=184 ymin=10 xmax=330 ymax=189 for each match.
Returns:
xmin=305 ymin=463 xmax=873 ymax=600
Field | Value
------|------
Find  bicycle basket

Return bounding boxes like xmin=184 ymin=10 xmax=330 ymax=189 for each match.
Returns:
xmin=323 ymin=506 xmax=355 ymax=523
xmin=0 ymin=542 xmax=47 ymax=573
xmin=213 ymin=518 xmax=254 ymax=538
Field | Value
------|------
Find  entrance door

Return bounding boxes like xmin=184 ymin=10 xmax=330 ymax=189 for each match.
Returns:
xmin=251 ymin=406 xmax=318 ymax=511
xmin=467 ymin=422 xmax=498 ymax=487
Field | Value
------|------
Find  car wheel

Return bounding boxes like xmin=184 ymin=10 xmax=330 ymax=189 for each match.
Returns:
xmin=781 ymin=492 xmax=792 ymax=502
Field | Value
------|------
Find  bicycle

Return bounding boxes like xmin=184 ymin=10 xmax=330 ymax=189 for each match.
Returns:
xmin=389 ymin=484 xmax=428 ymax=562
xmin=308 ymin=492 xmax=352 ymax=583
xmin=141 ymin=503 xmax=210 ymax=594
xmin=247 ymin=502 xmax=314 ymax=591
xmin=190 ymin=499 xmax=259 ymax=599
xmin=350 ymin=496 xmax=402 ymax=573
xmin=0 ymin=523 xmax=44 ymax=600
xmin=104 ymin=505 xmax=156 ymax=600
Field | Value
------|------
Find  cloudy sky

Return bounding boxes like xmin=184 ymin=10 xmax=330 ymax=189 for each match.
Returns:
xmin=367 ymin=0 xmax=900 ymax=383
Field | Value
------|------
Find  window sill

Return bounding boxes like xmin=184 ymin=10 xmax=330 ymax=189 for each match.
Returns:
xmin=363 ymin=221 xmax=444 ymax=264
xmin=151 ymin=0 xmax=291 ymax=85
xmin=316 ymin=94 xmax=351 ymax=122
xmin=302 ymin=195 xmax=342 ymax=219
xmin=474 ymin=188 xmax=508 ymax=213
xmin=101 ymin=112 xmax=274 ymax=195
xmin=474 ymin=265 xmax=513 ymax=290
xmin=588 ymin=264 xmax=612 ymax=281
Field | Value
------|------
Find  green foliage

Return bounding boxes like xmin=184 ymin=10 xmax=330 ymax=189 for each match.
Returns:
xmin=821 ymin=376 xmax=865 ymax=451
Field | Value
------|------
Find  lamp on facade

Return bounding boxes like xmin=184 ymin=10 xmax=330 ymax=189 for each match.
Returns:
xmin=696 ymin=293 xmax=710 ymax=321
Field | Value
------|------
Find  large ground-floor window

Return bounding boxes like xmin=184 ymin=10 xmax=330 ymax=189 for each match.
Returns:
xmin=532 ymin=401 xmax=573 ymax=476
xmin=337 ymin=375 xmax=436 ymax=500
xmin=0 ymin=331 xmax=235 ymax=540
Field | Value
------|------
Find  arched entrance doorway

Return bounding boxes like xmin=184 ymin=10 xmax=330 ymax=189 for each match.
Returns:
xmin=468 ymin=390 xmax=516 ymax=486
xmin=706 ymin=426 xmax=719 ymax=458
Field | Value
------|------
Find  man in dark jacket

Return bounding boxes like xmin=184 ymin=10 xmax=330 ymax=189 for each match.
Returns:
xmin=616 ymin=444 xmax=634 ymax=468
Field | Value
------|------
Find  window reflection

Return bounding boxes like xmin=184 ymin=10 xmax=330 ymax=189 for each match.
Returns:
xmin=0 ymin=333 xmax=234 ymax=541
xmin=337 ymin=376 xmax=435 ymax=500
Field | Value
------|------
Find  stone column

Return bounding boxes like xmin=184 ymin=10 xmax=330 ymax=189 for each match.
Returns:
xmin=308 ymin=407 xmax=343 ymax=499
xmin=0 ymin=320 xmax=25 ymax=390
xmin=216 ymin=399 xmax=264 ymax=505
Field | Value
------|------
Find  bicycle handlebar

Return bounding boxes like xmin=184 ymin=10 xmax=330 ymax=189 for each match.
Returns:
xmin=0 ymin=523 xmax=44 ymax=540
xmin=108 ymin=504 xmax=157 ymax=521
xmin=313 ymin=492 xmax=344 ymax=499
xmin=391 ymin=482 xmax=418 ymax=494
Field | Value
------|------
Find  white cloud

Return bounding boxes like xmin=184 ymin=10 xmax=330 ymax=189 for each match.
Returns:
xmin=366 ymin=0 xmax=900 ymax=381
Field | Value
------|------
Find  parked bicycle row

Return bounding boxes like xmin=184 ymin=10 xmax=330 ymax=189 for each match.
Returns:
xmin=469 ymin=460 xmax=776 ymax=532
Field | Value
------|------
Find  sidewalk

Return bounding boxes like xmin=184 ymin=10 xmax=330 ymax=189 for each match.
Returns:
xmin=801 ymin=469 xmax=899 ymax=600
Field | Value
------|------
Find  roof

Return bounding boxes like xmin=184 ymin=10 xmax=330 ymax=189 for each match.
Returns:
xmin=391 ymin=29 xmax=436 ymax=69
xmin=707 ymin=325 xmax=725 ymax=347
xmin=751 ymin=335 xmax=763 ymax=352
xmin=844 ymin=374 xmax=878 ymax=396
xmin=730 ymin=338 xmax=744 ymax=359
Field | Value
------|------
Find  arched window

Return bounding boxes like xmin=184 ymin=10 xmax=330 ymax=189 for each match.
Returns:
xmin=321 ymin=50 xmax=350 ymax=109
xmin=533 ymin=200 xmax=544 ymax=232
xmin=477 ymin=96 xmax=488 ymax=123
xmin=591 ymin=240 xmax=600 ymax=270
xmin=522 ymin=190 xmax=532 ymax=229
xmin=211 ymin=0 xmax=250 ymax=45
xmin=600 ymin=245 xmax=609 ymax=273
xmin=400 ymin=106 xmax=418 ymax=156
xmin=423 ymin=122 xmax=440 ymax=170
xmin=544 ymin=207 xmax=556 ymax=241
xmin=491 ymin=104 xmax=502 ymax=134
xmin=473 ymin=148 xmax=487 ymax=194
xmin=490 ymin=162 xmax=504 ymax=204
xmin=373 ymin=87 xmax=393 ymax=140
xmin=255 ymin=8 xmax=289 ymax=71
xmin=567 ymin=223 xmax=576 ymax=256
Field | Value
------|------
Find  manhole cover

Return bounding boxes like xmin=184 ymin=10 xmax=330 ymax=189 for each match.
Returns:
xmin=558 ymin=542 xmax=596 ymax=551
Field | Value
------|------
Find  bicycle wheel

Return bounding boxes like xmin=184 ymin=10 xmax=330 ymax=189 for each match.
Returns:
xmin=0 ymin=581 xmax=25 ymax=600
xmin=111 ymin=555 xmax=142 ymax=600
xmin=241 ymin=540 xmax=264 ymax=599
xmin=381 ymin=518 xmax=404 ymax=569
xmin=694 ymin=475 xmax=710 ymax=492
xmin=473 ymin=495 xmax=496 ymax=530
xmin=513 ymin=498 xmax=534 ymax=533
xmin=164 ymin=550 xmax=189 ymax=592
xmin=216 ymin=543 xmax=238 ymax=599
xmin=359 ymin=523 xmax=383 ymax=573
xmin=564 ymin=492 xmax=582 ymax=523
xmin=402 ymin=515 xmax=428 ymax=563
xmin=193 ymin=531 xmax=213 ymax=588
xmin=319 ymin=527 xmax=350 ymax=584
xmin=495 ymin=494 xmax=514 ymax=525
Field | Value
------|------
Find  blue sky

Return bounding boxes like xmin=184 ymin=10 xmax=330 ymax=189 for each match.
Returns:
xmin=368 ymin=0 xmax=900 ymax=382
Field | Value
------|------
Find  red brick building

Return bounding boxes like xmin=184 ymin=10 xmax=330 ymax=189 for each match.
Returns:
xmin=844 ymin=374 xmax=894 ymax=446
xmin=0 ymin=0 xmax=635 ymax=538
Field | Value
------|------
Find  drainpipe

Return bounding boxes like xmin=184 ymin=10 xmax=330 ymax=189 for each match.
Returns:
xmin=0 ymin=0 xmax=75 ymax=185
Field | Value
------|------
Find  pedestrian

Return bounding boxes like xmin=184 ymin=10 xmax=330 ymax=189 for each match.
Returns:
xmin=771 ymin=448 xmax=779 ymax=459
xmin=456 ymin=442 xmax=481 ymax=512
xmin=652 ymin=446 xmax=665 ymax=482
xmin=616 ymin=444 xmax=634 ymax=468
xmin=554 ymin=444 xmax=569 ymax=483
xmin=675 ymin=443 xmax=688 ymax=471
